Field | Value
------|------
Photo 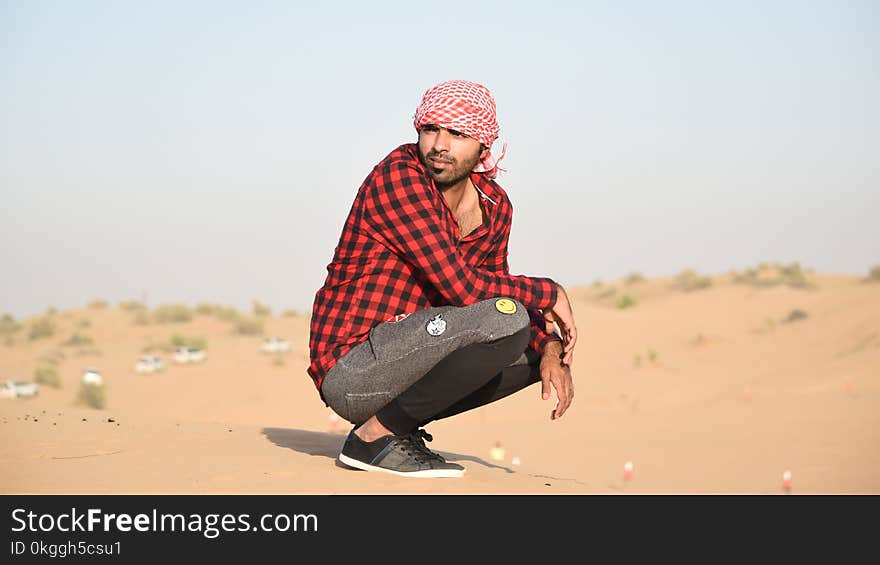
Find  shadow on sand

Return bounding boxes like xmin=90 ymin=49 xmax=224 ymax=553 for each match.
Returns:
xmin=261 ymin=428 xmax=513 ymax=473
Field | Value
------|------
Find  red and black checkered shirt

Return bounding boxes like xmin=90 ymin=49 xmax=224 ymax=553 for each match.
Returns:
xmin=307 ymin=143 xmax=560 ymax=394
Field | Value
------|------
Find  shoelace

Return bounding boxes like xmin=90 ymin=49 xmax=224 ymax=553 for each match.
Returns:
xmin=394 ymin=434 xmax=431 ymax=464
xmin=407 ymin=429 xmax=446 ymax=463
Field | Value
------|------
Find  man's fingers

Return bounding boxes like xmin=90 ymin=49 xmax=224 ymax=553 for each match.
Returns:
xmin=540 ymin=370 xmax=551 ymax=400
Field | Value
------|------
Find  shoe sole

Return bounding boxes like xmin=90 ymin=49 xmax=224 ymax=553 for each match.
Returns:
xmin=338 ymin=453 xmax=465 ymax=478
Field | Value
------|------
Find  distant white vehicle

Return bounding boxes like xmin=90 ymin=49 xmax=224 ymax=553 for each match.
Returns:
xmin=261 ymin=337 xmax=291 ymax=354
xmin=172 ymin=347 xmax=206 ymax=364
xmin=135 ymin=355 xmax=166 ymax=374
xmin=1 ymin=380 xmax=39 ymax=399
xmin=81 ymin=368 xmax=103 ymax=385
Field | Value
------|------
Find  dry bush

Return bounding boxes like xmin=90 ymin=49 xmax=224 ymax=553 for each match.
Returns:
xmin=673 ymin=269 xmax=712 ymax=292
xmin=87 ymin=299 xmax=109 ymax=309
xmin=1 ymin=314 xmax=21 ymax=336
xmin=733 ymin=261 xmax=814 ymax=289
xmin=214 ymin=306 xmax=242 ymax=322
xmin=234 ymin=316 xmax=264 ymax=336
xmin=170 ymin=333 xmax=207 ymax=350
xmin=624 ymin=272 xmax=645 ymax=285
xmin=28 ymin=317 xmax=56 ymax=340
xmin=196 ymin=303 xmax=217 ymax=315
xmin=782 ymin=309 xmax=809 ymax=323
xmin=252 ymin=300 xmax=272 ymax=318
xmin=34 ymin=365 xmax=61 ymax=388
xmin=62 ymin=333 xmax=94 ymax=347
xmin=78 ymin=382 xmax=106 ymax=409
xmin=616 ymin=293 xmax=637 ymax=309
xmin=153 ymin=304 xmax=193 ymax=324
xmin=119 ymin=300 xmax=146 ymax=312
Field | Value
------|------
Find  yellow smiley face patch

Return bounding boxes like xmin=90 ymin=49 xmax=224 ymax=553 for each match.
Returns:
xmin=495 ymin=298 xmax=517 ymax=315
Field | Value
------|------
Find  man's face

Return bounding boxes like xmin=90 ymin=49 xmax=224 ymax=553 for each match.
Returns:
xmin=417 ymin=124 xmax=488 ymax=188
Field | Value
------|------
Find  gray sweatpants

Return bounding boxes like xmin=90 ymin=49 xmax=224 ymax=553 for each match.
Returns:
xmin=321 ymin=297 xmax=532 ymax=425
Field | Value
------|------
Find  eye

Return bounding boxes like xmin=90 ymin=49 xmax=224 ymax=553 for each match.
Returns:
xmin=448 ymin=129 xmax=466 ymax=137
xmin=422 ymin=124 xmax=438 ymax=132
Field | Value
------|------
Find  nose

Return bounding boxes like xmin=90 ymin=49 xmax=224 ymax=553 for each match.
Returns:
xmin=431 ymin=128 xmax=451 ymax=152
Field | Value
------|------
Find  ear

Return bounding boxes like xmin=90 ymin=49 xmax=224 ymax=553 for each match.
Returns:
xmin=480 ymin=146 xmax=489 ymax=161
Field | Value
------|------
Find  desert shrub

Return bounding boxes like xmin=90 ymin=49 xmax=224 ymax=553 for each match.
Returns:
xmin=77 ymin=382 xmax=106 ymax=409
xmin=28 ymin=317 xmax=56 ymax=340
xmin=196 ymin=303 xmax=217 ymax=315
xmin=867 ymin=265 xmax=880 ymax=282
xmin=3 ymin=336 xmax=12 ymax=347
xmin=782 ymin=309 xmax=809 ymax=323
xmin=282 ymin=309 xmax=301 ymax=318
xmin=591 ymin=279 xmax=603 ymax=288
xmin=169 ymin=333 xmax=207 ymax=350
xmin=87 ymin=299 xmax=108 ymax=309
xmin=779 ymin=262 xmax=809 ymax=288
xmin=673 ymin=269 xmax=712 ymax=292
xmin=214 ymin=306 xmax=242 ymax=322
xmin=234 ymin=316 xmax=264 ymax=335
xmin=624 ymin=272 xmax=644 ymax=285
xmin=45 ymin=306 xmax=58 ymax=316
xmin=272 ymin=355 xmax=285 ymax=367
xmin=153 ymin=304 xmax=193 ymax=324
xmin=0 ymin=314 xmax=21 ymax=336
xmin=252 ymin=300 xmax=272 ymax=318
xmin=142 ymin=337 xmax=170 ymax=354
xmin=62 ymin=332 xmax=94 ymax=347
xmin=119 ymin=300 xmax=146 ymax=312
xmin=34 ymin=365 xmax=61 ymax=388
xmin=647 ymin=348 xmax=658 ymax=364
xmin=77 ymin=318 xmax=91 ymax=329
xmin=616 ymin=293 xmax=637 ymax=309
xmin=733 ymin=261 xmax=813 ymax=289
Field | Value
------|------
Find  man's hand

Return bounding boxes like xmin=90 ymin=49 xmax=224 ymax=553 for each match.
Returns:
xmin=540 ymin=340 xmax=574 ymax=420
xmin=543 ymin=284 xmax=577 ymax=365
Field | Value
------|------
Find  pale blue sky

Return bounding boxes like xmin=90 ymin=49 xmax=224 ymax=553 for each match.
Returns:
xmin=1 ymin=0 xmax=877 ymax=318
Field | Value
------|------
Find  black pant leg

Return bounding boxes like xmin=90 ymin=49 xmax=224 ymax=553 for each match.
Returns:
xmin=375 ymin=326 xmax=531 ymax=435
xmin=423 ymin=348 xmax=542 ymax=425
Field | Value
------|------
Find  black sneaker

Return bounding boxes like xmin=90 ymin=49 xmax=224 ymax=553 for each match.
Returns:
xmin=338 ymin=428 xmax=465 ymax=478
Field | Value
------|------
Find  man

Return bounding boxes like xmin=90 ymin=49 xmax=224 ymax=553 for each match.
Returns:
xmin=307 ymin=80 xmax=577 ymax=478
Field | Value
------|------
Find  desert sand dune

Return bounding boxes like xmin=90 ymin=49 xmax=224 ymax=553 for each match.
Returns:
xmin=2 ymin=269 xmax=878 ymax=494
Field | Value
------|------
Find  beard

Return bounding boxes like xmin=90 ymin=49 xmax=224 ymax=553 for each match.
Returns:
xmin=419 ymin=147 xmax=484 ymax=188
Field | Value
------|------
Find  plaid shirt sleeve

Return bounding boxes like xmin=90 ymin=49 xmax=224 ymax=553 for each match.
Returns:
xmin=480 ymin=192 xmax=563 ymax=355
xmin=359 ymin=158 xmax=558 ymax=311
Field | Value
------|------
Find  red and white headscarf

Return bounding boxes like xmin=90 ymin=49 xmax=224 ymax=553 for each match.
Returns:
xmin=413 ymin=80 xmax=507 ymax=179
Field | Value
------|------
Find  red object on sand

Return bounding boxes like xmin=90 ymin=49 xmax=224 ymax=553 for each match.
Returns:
xmin=623 ymin=461 xmax=634 ymax=481
xmin=782 ymin=470 xmax=792 ymax=493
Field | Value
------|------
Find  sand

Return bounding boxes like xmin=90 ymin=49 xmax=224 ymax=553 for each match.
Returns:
xmin=2 ymin=271 xmax=878 ymax=494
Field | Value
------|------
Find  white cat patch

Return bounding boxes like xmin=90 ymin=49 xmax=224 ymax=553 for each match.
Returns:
xmin=426 ymin=314 xmax=446 ymax=336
